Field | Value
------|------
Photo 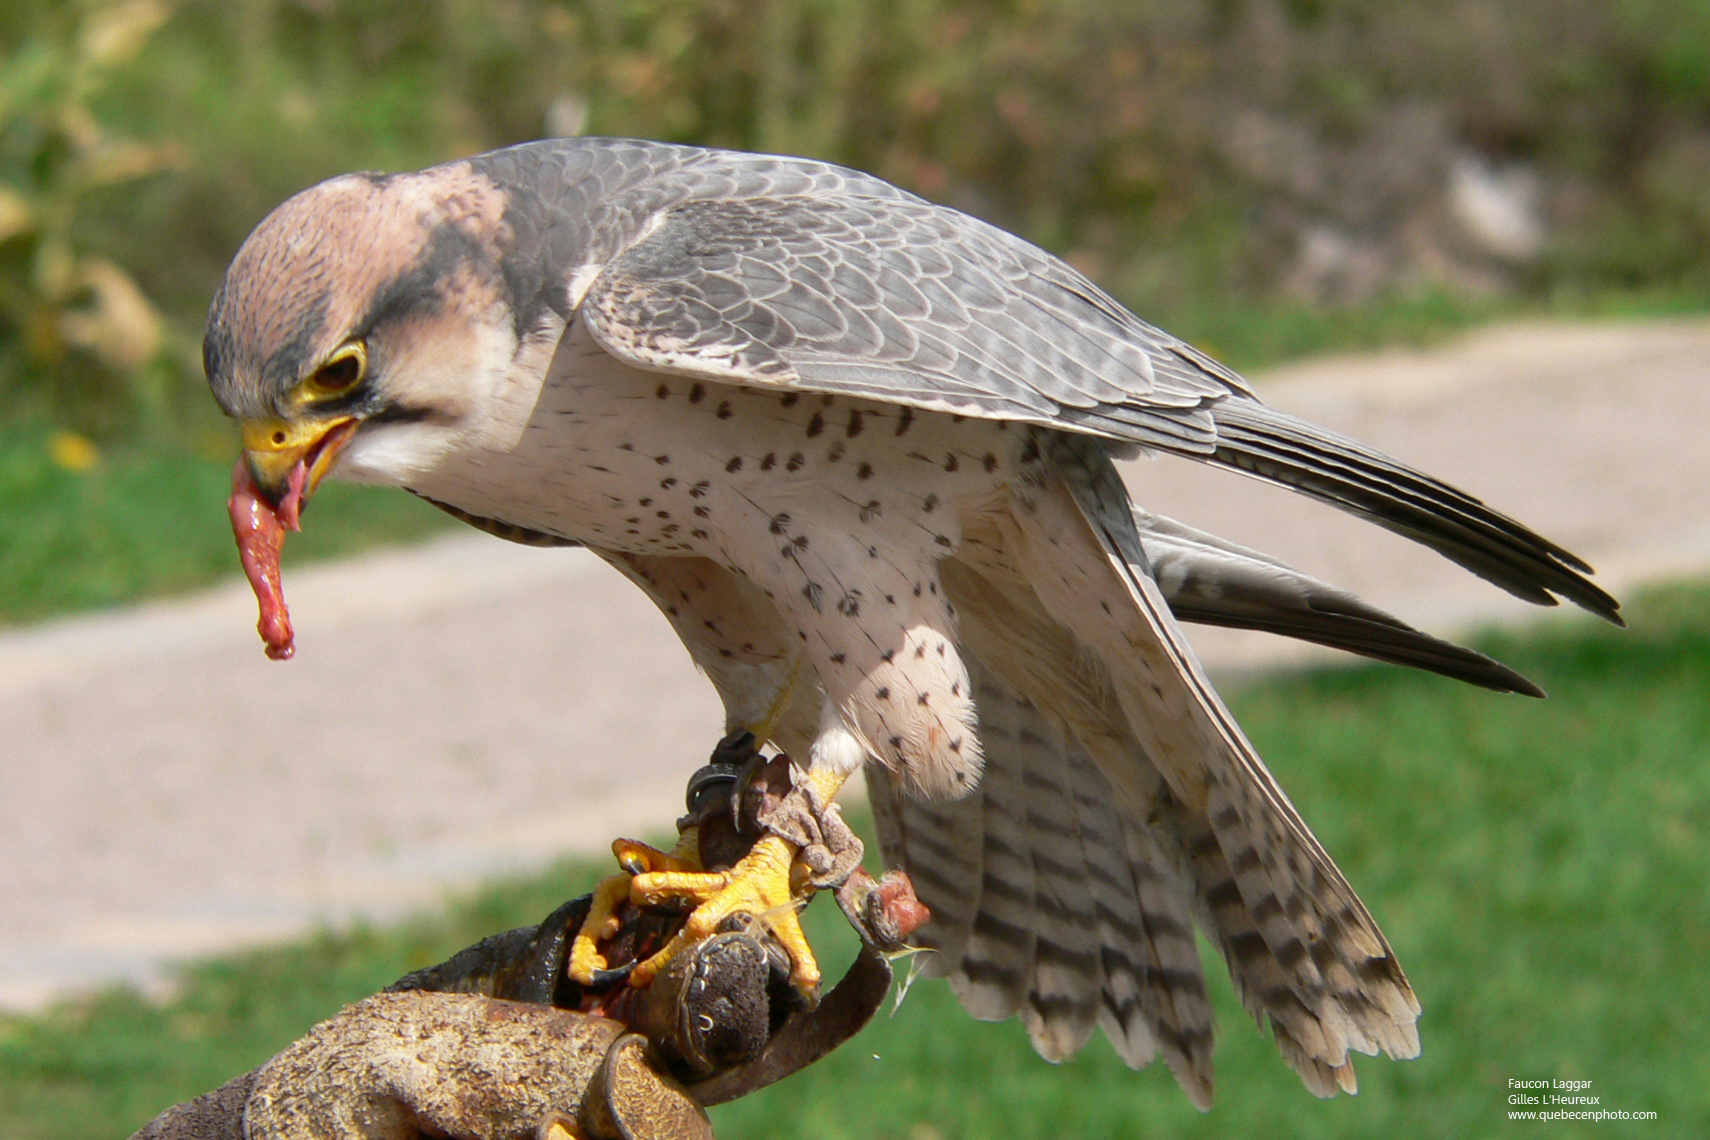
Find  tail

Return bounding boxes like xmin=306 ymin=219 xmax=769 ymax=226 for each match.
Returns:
xmin=869 ymin=662 xmax=1219 ymax=1107
xmin=886 ymin=455 xmax=1421 ymax=1101
xmin=871 ymin=617 xmax=1419 ymax=1100
xmin=873 ymin=408 xmax=1619 ymax=1097
xmin=1042 ymin=449 xmax=1423 ymax=1086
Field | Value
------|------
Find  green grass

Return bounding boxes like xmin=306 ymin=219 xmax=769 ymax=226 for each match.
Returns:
xmin=2 ymin=583 xmax=1706 ymax=1139
xmin=0 ymin=419 xmax=452 ymax=627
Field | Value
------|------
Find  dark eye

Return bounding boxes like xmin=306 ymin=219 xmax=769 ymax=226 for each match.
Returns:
xmin=307 ymin=344 xmax=366 ymax=396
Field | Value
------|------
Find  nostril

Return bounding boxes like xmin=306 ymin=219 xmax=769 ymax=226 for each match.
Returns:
xmin=272 ymin=430 xmax=286 ymax=445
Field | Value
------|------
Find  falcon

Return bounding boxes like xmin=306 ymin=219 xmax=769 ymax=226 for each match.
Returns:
xmin=204 ymin=137 xmax=1618 ymax=1104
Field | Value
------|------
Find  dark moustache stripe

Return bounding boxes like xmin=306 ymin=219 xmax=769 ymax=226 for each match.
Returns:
xmin=366 ymin=403 xmax=443 ymax=426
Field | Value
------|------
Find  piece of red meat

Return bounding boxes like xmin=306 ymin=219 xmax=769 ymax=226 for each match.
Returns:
xmin=228 ymin=457 xmax=298 ymax=660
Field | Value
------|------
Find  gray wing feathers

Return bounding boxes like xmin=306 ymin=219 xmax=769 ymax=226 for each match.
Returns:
xmin=874 ymin=486 xmax=1513 ymax=1099
xmin=582 ymin=194 xmax=1229 ymax=452
xmin=1208 ymin=400 xmax=1620 ymax=622
xmin=521 ymin=138 xmax=1610 ymax=623
xmin=1135 ymin=508 xmax=1546 ymax=695
xmin=1063 ymin=463 xmax=1423 ymax=1069
xmin=873 ymin=463 xmax=1435 ymax=1099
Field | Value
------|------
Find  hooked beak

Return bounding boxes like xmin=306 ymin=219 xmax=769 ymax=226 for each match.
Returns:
xmin=240 ymin=417 xmax=358 ymax=529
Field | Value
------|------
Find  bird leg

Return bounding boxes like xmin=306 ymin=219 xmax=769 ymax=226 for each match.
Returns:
xmin=627 ymin=832 xmax=816 ymax=993
xmin=566 ymin=837 xmax=701 ymax=988
xmin=567 ymin=736 xmax=864 ymax=1006
xmin=567 ymin=734 xmax=756 ymax=988
xmin=627 ymin=754 xmax=864 ymax=1003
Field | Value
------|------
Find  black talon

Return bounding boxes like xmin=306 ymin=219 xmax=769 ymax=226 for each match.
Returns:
xmin=589 ymin=962 xmax=636 ymax=989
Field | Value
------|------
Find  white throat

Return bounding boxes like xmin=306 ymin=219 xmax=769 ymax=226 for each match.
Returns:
xmin=334 ymin=311 xmax=567 ymax=488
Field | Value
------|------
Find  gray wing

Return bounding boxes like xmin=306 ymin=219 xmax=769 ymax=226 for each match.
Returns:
xmin=1135 ymin=509 xmax=1545 ymax=696
xmin=581 ymin=192 xmax=1237 ymax=454
xmin=574 ymin=176 xmax=1617 ymax=622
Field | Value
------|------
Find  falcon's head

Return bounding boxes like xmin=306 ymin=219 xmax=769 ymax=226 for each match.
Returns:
xmin=203 ymin=163 xmax=540 ymax=512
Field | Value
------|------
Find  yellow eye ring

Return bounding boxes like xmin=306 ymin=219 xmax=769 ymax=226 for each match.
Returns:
xmin=303 ymin=342 xmax=367 ymax=400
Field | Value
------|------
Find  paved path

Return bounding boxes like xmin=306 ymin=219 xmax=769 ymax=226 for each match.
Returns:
xmin=4 ymin=318 xmax=1708 ymax=1010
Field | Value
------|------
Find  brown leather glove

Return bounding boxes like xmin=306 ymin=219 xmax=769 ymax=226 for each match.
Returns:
xmin=132 ymin=891 xmax=907 ymax=1140
xmin=131 ymin=756 xmax=925 ymax=1140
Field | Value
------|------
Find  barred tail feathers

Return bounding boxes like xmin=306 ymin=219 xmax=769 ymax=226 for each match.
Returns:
xmin=996 ymin=463 xmax=1420 ymax=1090
xmin=867 ymin=656 xmax=1218 ymax=1106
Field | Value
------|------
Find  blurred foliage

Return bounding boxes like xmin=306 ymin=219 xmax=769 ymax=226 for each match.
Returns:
xmin=5 ymin=0 xmax=1710 ymax=437
xmin=0 ymin=1 xmax=186 ymax=436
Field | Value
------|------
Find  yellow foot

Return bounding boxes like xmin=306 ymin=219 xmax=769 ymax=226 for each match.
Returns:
xmin=567 ymin=838 xmax=701 ymax=985
xmin=629 ymin=835 xmax=821 ymax=999
xmin=537 ymin=1116 xmax=587 ymax=1140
